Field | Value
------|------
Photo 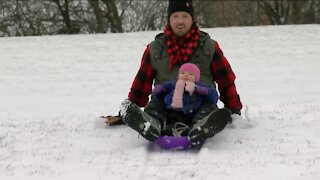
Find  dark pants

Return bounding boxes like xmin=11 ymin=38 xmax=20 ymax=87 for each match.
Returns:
xmin=144 ymin=96 xmax=218 ymax=129
xmin=144 ymin=97 xmax=167 ymax=127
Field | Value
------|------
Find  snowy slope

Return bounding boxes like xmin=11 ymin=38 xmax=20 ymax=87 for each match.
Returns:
xmin=0 ymin=25 xmax=319 ymax=180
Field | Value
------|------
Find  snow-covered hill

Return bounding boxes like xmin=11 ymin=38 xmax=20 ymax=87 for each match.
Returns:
xmin=0 ymin=25 xmax=319 ymax=180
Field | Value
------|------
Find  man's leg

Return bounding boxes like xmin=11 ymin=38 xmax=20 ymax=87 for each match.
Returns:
xmin=188 ymin=104 xmax=231 ymax=145
xmin=120 ymin=98 xmax=166 ymax=141
xmin=119 ymin=99 xmax=162 ymax=142
xmin=144 ymin=97 xmax=167 ymax=127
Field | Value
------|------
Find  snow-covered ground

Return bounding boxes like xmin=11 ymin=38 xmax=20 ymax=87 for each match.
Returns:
xmin=0 ymin=25 xmax=319 ymax=180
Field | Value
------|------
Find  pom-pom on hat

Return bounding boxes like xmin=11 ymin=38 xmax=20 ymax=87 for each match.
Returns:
xmin=179 ymin=63 xmax=200 ymax=82
xmin=168 ymin=0 xmax=194 ymax=20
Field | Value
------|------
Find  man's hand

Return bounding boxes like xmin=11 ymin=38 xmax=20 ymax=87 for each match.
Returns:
xmin=101 ymin=115 xmax=125 ymax=126
xmin=230 ymin=109 xmax=241 ymax=115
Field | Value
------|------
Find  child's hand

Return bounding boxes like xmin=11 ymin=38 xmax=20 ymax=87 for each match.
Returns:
xmin=185 ymin=81 xmax=195 ymax=95
xmin=176 ymin=79 xmax=186 ymax=88
xmin=153 ymin=84 xmax=165 ymax=95
xmin=195 ymin=86 xmax=208 ymax=95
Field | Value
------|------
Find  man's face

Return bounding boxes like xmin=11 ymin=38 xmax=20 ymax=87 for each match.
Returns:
xmin=169 ymin=11 xmax=193 ymax=37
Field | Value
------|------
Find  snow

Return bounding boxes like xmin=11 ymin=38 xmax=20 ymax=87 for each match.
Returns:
xmin=1 ymin=24 xmax=320 ymax=179
xmin=143 ymin=122 xmax=151 ymax=133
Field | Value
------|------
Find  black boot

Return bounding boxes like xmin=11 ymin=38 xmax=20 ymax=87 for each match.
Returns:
xmin=119 ymin=100 xmax=161 ymax=142
xmin=188 ymin=108 xmax=231 ymax=145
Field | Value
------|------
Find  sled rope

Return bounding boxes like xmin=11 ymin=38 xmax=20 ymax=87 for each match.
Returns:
xmin=172 ymin=122 xmax=190 ymax=137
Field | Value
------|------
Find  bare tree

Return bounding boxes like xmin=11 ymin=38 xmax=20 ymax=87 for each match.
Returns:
xmin=51 ymin=0 xmax=80 ymax=34
xmin=315 ymin=0 xmax=320 ymax=23
xmin=101 ymin=0 xmax=123 ymax=33
xmin=258 ymin=0 xmax=291 ymax=25
xmin=123 ymin=0 xmax=167 ymax=32
xmin=0 ymin=0 xmax=54 ymax=36
xmin=296 ymin=0 xmax=320 ymax=24
xmin=89 ymin=0 xmax=105 ymax=33
xmin=258 ymin=0 xmax=320 ymax=25
xmin=0 ymin=0 xmax=14 ymax=36
xmin=1 ymin=0 xmax=319 ymax=37
xmin=195 ymin=0 xmax=261 ymax=27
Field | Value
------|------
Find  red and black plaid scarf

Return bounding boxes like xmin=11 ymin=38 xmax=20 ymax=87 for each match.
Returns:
xmin=164 ymin=23 xmax=200 ymax=69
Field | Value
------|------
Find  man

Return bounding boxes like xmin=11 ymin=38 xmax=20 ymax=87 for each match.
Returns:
xmin=119 ymin=0 xmax=242 ymax=145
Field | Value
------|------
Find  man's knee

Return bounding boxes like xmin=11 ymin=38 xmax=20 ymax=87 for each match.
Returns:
xmin=144 ymin=97 xmax=167 ymax=123
xmin=192 ymin=103 xmax=218 ymax=123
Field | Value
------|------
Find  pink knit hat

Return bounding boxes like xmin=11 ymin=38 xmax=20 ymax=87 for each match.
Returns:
xmin=179 ymin=63 xmax=200 ymax=82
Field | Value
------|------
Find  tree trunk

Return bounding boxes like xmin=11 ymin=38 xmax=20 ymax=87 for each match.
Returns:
xmin=89 ymin=0 xmax=105 ymax=33
xmin=259 ymin=1 xmax=281 ymax=25
xmin=102 ymin=0 xmax=123 ymax=33
xmin=259 ymin=0 xmax=291 ymax=25
xmin=53 ymin=0 xmax=79 ymax=34
xmin=291 ymin=0 xmax=302 ymax=24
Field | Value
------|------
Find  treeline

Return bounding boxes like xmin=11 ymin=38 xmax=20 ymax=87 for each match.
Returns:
xmin=0 ymin=0 xmax=319 ymax=37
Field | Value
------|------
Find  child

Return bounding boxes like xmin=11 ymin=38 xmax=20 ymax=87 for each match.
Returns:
xmin=152 ymin=63 xmax=218 ymax=135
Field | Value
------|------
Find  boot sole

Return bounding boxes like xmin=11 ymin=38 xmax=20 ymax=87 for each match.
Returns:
xmin=122 ymin=101 xmax=160 ymax=141
xmin=188 ymin=109 xmax=230 ymax=145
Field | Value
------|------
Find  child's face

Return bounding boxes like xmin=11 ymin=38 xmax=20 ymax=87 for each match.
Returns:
xmin=178 ymin=71 xmax=196 ymax=82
